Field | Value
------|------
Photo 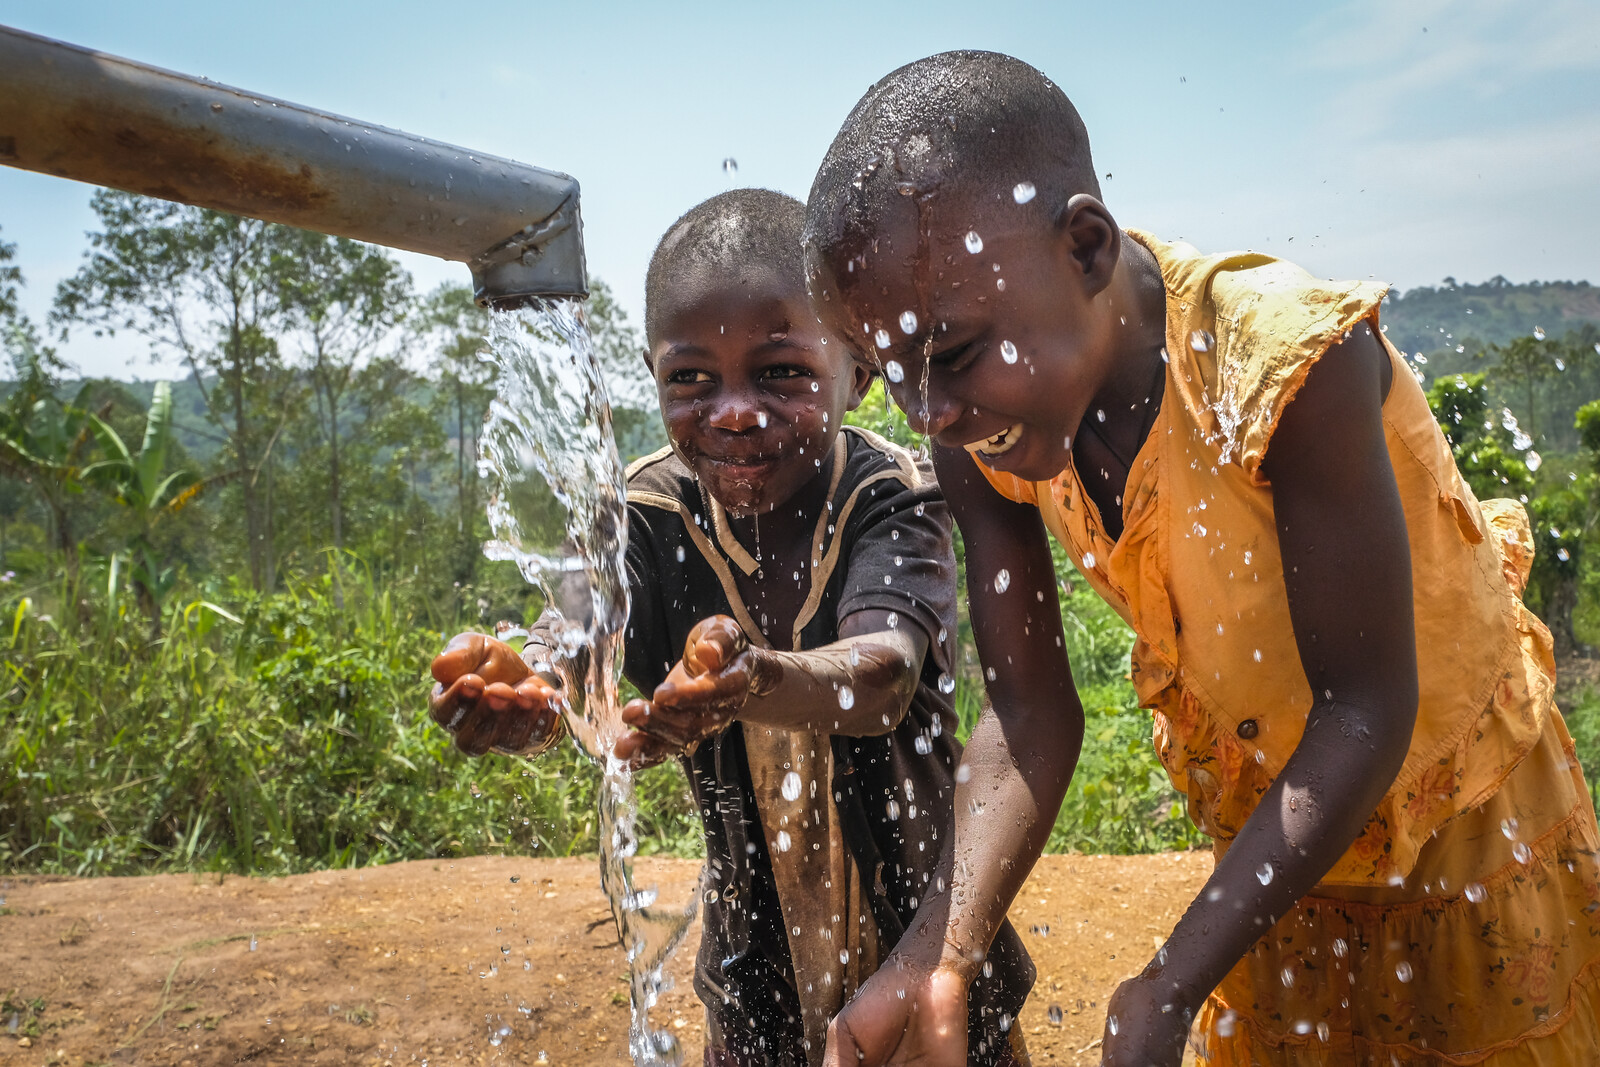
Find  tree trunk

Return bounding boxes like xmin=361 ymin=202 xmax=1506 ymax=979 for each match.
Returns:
xmin=1547 ymin=573 xmax=1590 ymax=659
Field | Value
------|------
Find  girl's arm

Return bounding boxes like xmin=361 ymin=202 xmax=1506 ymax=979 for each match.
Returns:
xmin=1104 ymin=321 xmax=1418 ymax=1065
xmin=823 ymin=446 xmax=1083 ymax=1067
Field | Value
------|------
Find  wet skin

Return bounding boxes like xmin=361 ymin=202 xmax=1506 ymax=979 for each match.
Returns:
xmin=430 ymin=270 xmax=930 ymax=772
xmin=811 ymin=190 xmax=1418 ymax=1067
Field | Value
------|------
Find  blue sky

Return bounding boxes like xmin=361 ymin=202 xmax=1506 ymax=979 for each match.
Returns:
xmin=1 ymin=0 xmax=1596 ymax=379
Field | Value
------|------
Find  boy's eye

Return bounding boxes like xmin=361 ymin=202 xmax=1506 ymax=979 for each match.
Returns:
xmin=761 ymin=365 xmax=808 ymax=381
xmin=665 ymin=368 xmax=714 ymax=385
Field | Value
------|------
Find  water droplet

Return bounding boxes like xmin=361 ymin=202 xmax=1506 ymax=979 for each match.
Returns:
xmin=1000 ymin=340 xmax=1018 ymax=364
xmin=874 ymin=329 xmax=892 ymax=349
xmin=1082 ymin=552 xmax=1096 ymax=569
xmin=675 ymin=545 xmax=686 ymax=562
xmin=964 ymin=231 xmax=984 ymax=254
xmin=1464 ymin=882 xmax=1487 ymax=903
xmin=1029 ymin=923 xmax=1051 ymax=937
xmin=885 ymin=798 xmax=902 ymax=821
xmin=1216 ymin=1011 xmax=1237 ymax=1038
xmin=938 ymin=673 xmax=956 ymax=694
xmin=899 ymin=310 xmax=919 ymax=334
xmin=955 ymin=763 xmax=972 ymax=784
xmin=781 ymin=771 xmax=802 ymax=802
xmin=249 ymin=935 xmax=258 ymax=952
xmin=1513 ymin=841 xmax=1532 ymax=864
xmin=986 ymin=666 xmax=997 ymax=681
xmin=1501 ymin=817 xmax=1519 ymax=840
xmin=1395 ymin=961 xmax=1414 ymax=983
xmin=810 ymin=381 xmax=819 ymax=392
xmin=1253 ymin=649 xmax=1262 ymax=662
xmin=776 ymin=831 xmax=792 ymax=852
xmin=837 ymin=685 xmax=855 ymax=710
xmin=722 ymin=157 xmax=738 ymax=176
xmin=885 ymin=359 xmax=905 ymax=383
xmin=1558 ymin=548 xmax=1571 ymax=562
xmin=1108 ymin=1014 xmax=1119 ymax=1036
xmin=1533 ymin=326 xmax=1546 ymax=341
xmin=1317 ymin=1021 xmax=1330 ymax=1043
xmin=1280 ymin=965 xmax=1296 ymax=988
xmin=914 ymin=734 xmax=932 ymax=755
xmin=1332 ymin=937 xmax=1348 ymax=958
xmin=993 ymin=569 xmax=1011 ymax=593
xmin=968 ymin=798 xmax=986 ymax=816
xmin=1047 ymin=1004 xmax=1063 ymax=1025
xmin=1190 ymin=330 xmax=1214 ymax=353
xmin=1526 ymin=451 xmax=1542 ymax=472
xmin=1256 ymin=863 xmax=1274 ymax=885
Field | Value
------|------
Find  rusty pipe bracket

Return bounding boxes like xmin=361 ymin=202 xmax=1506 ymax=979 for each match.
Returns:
xmin=0 ymin=23 xmax=587 ymax=305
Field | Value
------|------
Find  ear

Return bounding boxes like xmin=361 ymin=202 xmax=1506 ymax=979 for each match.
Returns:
xmin=844 ymin=361 xmax=876 ymax=413
xmin=1055 ymin=194 xmax=1122 ymax=298
xmin=641 ymin=344 xmax=659 ymax=377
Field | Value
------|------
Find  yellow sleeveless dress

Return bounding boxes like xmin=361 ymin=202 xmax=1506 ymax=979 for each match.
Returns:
xmin=978 ymin=232 xmax=1600 ymax=1064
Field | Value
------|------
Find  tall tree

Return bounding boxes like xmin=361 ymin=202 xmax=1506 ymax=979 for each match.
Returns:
xmin=273 ymin=231 xmax=412 ymax=553
xmin=417 ymin=284 xmax=494 ymax=581
xmin=53 ymin=191 xmax=297 ymax=590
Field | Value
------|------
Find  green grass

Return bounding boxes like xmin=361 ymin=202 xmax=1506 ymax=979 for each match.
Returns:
xmin=1 ymin=559 xmax=695 ymax=876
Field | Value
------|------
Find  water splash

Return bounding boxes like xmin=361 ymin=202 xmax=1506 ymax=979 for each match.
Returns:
xmin=479 ymin=299 xmax=695 ymax=1066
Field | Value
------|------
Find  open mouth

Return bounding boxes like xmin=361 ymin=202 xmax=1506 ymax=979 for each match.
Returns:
xmin=963 ymin=423 xmax=1023 ymax=459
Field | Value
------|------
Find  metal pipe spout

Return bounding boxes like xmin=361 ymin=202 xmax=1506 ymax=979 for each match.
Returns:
xmin=0 ymin=24 xmax=586 ymax=306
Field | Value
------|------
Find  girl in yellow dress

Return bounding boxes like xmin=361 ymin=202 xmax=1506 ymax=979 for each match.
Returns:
xmin=800 ymin=50 xmax=1600 ymax=1066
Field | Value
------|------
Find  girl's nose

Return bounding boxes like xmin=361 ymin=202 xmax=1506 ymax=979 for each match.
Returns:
xmin=901 ymin=385 xmax=961 ymax=438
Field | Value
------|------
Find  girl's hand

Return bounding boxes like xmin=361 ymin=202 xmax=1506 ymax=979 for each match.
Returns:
xmin=1100 ymin=967 xmax=1195 ymax=1067
xmin=613 ymin=616 xmax=751 ymax=766
xmin=429 ymin=632 xmax=565 ymax=757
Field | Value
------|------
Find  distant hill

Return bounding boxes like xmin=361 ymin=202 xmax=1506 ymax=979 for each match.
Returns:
xmin=1383 ymin=278 xmax=1600 ymax=356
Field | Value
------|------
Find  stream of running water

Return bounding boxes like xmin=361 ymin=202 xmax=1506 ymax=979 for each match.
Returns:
xmin=479 ymin=298 xmax=695 ymax=1066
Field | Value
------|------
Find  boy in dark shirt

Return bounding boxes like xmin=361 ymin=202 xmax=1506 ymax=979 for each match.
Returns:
xmin=428 ymin=189 xmax=1032 ymax=1067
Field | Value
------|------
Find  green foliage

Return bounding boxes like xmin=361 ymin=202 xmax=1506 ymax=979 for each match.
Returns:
xmin=1384 ymin=276 xmax=1600 ymax=356
xmin=0 ymin=561 xmax=695 ymax=875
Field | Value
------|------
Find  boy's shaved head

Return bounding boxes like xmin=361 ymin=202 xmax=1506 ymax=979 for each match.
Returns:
xmin=645 ymin=188 xmax=805 ymax=349
xmin=803 ymin=50 xmax=1100 ymax=273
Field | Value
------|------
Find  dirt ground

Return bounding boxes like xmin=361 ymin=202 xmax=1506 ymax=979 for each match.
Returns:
xmin=1 ymin=851 xmax=1211 ymax=1066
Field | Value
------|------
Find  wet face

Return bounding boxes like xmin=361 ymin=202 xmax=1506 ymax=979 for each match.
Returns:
xmin=649 ymin=271 xmax=871 ymax=517
xmin=810 ymin=191 xmax=1124 ymax=482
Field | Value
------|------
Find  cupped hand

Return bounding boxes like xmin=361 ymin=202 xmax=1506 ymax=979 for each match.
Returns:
xmin=429 ymin=632 xmax=565 ymax=757
xmin=823 ymin=955 xmax=970 ymax=1067
xmin=612 ymin=616 xmax=751 ymax=768
xmin=1099 ymin=967 xmax=1195 ymax=1067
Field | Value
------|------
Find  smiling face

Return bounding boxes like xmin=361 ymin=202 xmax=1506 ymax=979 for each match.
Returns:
xmin=810 ymin=192 xmax=1130 ymax=483
xmin=649 ymin=269 xmax=871 ymax=517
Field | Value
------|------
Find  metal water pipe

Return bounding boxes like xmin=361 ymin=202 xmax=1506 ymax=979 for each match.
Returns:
xmin=0 ymin=24 xmax=586 ymax=306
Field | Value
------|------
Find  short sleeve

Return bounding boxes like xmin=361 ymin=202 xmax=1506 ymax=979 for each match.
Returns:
xmin=971 ymin=453 xmax=1040 ymax=506
xmin=836 ymin=465 xmax=959 ymax=674
xmin=620 ymin=503 xmax=675 ymax=696
xmin=1204 ymin=261 xmax=1388 ymax=484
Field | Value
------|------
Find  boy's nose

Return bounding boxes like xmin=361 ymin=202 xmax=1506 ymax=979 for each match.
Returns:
xmin=707 ymin=393 xmax=765 ymax=432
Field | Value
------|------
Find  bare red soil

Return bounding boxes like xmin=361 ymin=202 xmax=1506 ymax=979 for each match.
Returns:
xmin=1 ymin=852 xmax=1211 ymax=1066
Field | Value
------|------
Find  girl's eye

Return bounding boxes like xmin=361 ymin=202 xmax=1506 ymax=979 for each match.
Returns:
xmin=930 ymin=341 xmax=976 ymax=370
xmin=762 ymin=365 xmax=808 ymax=381
xmin=665 ymin=368 xmax=713 ymax=385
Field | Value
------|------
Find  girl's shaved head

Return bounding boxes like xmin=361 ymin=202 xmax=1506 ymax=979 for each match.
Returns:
xmin=803 ymin=51 xmax=1100 ymax=275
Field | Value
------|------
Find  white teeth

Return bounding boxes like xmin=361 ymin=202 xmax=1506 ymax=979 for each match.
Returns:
xmin=964 ymin=423 xmax=1023 ymax=458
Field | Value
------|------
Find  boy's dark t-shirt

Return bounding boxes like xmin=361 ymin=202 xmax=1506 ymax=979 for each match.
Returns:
xmin=619 ymin=426 xmax=1033 ymax=1066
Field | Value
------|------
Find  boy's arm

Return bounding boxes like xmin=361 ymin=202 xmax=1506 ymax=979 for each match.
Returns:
xmin=615 ymin=612 xmax=928 ymax=764
xmin=1102 ymin=323 xmax=1418 ymax=1065
xmin=824 ymin=445 xmax=1083 ymax=1067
